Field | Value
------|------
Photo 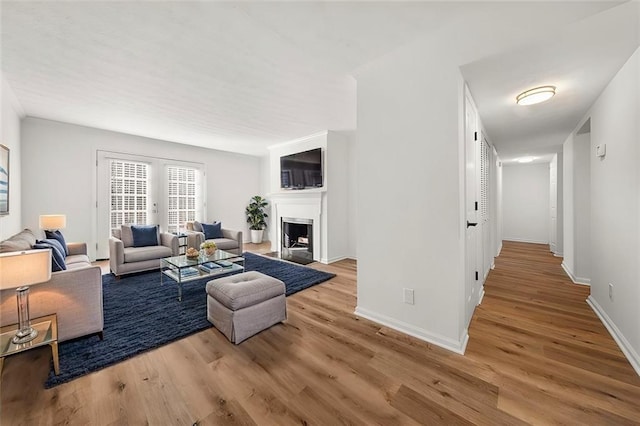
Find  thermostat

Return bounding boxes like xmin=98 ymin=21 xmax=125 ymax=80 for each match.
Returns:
xmin=596 ymin=144 xmax=606 ymax=158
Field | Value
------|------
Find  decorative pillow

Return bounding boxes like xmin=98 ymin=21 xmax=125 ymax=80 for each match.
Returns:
xmin=40 ymin=238 xmax=66 ymax=257
xmin=120 ymin=224 xmax=134 ymax=247
xmin=33 ymin=241 xmax=67 ymax=272
xmin=201 ymin=222 xmax=223 ymax=239
xmin=192 ymin=221 xmax=204 ymax=233
xmin=131 ymin=225 xmax=160 ymax=247
xmin=0 ymin=238 xmax=31 ymax=253
xmin=45 ymin=230 xmax=69 ymax=256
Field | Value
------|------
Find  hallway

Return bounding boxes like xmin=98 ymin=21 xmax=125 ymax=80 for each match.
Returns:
xmin=466 ymin=241 xmax=640 ymax=423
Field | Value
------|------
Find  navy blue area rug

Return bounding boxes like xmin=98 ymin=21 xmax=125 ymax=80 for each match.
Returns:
xmin=45 ymin=253 xmax=335 ymax=388
xmin=243 ymin=252 xmax=335 ymax=296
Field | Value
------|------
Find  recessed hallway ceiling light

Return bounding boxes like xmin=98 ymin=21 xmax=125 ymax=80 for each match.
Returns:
xmin=518 ymin=157 xmax=535 ymax=163
xmin=516 ymin=86 xmax=556 ymax=106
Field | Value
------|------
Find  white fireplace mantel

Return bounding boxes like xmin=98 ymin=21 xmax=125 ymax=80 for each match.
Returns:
xmin=269 ymin=192 xmax=323 ymax=262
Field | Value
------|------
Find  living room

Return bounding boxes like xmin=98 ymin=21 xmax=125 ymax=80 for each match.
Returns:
xmin=2 ymin=1 xmax=640 ymax=424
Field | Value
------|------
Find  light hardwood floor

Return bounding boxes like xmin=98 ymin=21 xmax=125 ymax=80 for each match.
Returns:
xmin=1 ymin=241 xmax=639 ymax=424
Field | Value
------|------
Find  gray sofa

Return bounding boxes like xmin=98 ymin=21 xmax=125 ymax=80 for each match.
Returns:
xmin=185 ymin=221 xmax=243 ymax=255
xmin=109 ymin=225 xmax=178 ymax=277
xmin=0 ymin=229 xmax=103 ymax=342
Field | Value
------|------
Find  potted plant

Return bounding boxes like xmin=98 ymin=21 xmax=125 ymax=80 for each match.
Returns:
xmin=200 ymin=241 xmax=217 ymax=256
xmin=245 ymin=195 xmax=268 ymax=244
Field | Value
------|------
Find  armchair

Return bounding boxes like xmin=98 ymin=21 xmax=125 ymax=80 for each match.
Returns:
xmin=184 ymin=221 xmax=243 ymax=255
xmin=109 ymin=225 xmax=178 ymax=277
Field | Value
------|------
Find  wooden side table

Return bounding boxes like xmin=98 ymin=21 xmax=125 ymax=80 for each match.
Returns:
xmin=0 ymin=313 xmax=59 ymax=375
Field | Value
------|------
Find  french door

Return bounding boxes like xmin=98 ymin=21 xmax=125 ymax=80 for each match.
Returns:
xmin=96 ymin=151 xmax=204 ymax=259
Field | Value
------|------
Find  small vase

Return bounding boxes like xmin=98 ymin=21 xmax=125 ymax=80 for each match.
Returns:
xmin=204 ymin=247 xmax=216 ymax=256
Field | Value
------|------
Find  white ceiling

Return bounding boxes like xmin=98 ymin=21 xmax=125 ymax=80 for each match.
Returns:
xmin=1 ymin=1 xmax=637 ymax=157
xmin=461 ymin=0 xmax=639 ymax=163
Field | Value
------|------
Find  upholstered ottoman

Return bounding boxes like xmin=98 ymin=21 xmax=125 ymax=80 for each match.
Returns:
xmin=205 ymin=271 xmax=286 ymax=344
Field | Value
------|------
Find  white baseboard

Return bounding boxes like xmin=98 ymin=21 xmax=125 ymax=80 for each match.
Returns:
xmin=553 ymin=252 xmax=563 ymax=257
xmin=587 ymin=296 xmax=640 ymax=377
xmin=324 ymin=255 xmax=350 ymax=264
xmin=353 ymin=306 xmax=468 ymax=355
xmin=561 ymin=262 xmax=591 ymax=286
xmin=503 ymin=238 xmax=549 ymax=244
xmin=478 ymin=288 xmax=485 ymax=305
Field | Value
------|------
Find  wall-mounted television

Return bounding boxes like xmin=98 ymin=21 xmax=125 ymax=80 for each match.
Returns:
xmin=280 ymin=148 xmax=323 ymax=189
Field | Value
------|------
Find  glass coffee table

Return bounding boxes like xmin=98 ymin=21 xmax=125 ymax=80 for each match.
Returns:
xmin=0 ymin=313 xmax=59 ymax=375
xmin=161 ymin=250 xmax=244 ymax=301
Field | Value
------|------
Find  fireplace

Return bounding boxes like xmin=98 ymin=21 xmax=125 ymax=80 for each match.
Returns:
xmin=270 ymin=191 xmax=322 ymax=263
xmin=281 ymin=217 xmax=313 ymax=264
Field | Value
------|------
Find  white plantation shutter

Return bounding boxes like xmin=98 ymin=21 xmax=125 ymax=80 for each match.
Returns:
xmin=110 ymin=160 xmax=149 ymax=229
xmin=166 ymin=165 xmax=200 ymax=233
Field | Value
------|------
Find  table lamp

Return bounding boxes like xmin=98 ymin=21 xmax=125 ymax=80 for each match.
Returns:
xmin=39 ymin=214 xmax=66 ymax=231
xmin=0 ymin=249 xmax=52 ymax=344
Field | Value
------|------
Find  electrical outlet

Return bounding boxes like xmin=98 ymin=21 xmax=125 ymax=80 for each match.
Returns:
xmin=403 ymin=288 xmax=415 ymax=305
xmin=608 ymin=283 xmax=614 ymax=301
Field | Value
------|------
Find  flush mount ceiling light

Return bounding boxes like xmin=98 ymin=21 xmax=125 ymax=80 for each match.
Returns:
xmin=518 ymin=156 xmax=536 ymax=163
xmin=516 ymin=86 xmax=556 ymax=106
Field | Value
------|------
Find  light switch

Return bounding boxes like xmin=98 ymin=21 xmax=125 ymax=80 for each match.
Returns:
xmin=596 ymin=144 xmax=606 ymax=158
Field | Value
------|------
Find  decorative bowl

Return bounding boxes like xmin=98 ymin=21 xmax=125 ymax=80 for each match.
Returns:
xmin=185 ymin=247 xmax=200 ymax=259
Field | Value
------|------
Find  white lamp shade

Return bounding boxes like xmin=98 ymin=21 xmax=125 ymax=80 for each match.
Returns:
xmin=39 ymin=214 xmax=67 ymax=230
xmin=0 ymin=249 xmax=52 ymax=290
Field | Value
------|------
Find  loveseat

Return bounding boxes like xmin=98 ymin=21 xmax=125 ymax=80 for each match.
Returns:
xmin=109 ymin=224 xmax=178 ymax=277
xmin=185 ymin=221 xmax=243 ymax=255
xmin=0 ymin=229 xmax=103 ymax=342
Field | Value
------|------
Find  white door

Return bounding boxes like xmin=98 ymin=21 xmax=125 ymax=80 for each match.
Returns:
xmin=96 ymin=152 xmax=156 ymax=259
xmin=464 ymin=91 xmax=479 ymax=324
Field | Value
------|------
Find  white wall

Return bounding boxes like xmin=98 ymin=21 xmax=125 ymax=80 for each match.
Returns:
xmin=502 ymin=163 xmax=550 ymax=244
xmin=573 ymin=134 xmax=591 ymax=279
xmin=0 ymin=76 xmax=25 ymax=239
xmin=562 ymin=128 xmax=592 ymax=284
xmin=326 ymin=131 xmax=350 ymax=263
xmin=347 ymin=132 xmax=358 ymax=260
xmin=20 ymin=118 xmax=262 ymax=260
xmin=496 ymin=159 xmax=503 ymax=254
xmin=583 ymin=47 xmax=639 ymax=374
xmin=556 ymin=152 xmax=564 ymax=256
xmin=563 ymin=136 xmax=575 ymax=273
xmin=355 ymin=40 xmax=468 ymax=352
xmin=259 ymin=154 xmax=271 ymax=240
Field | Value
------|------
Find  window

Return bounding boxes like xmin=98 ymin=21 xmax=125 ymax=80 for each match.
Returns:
xmin=166 ymin=165 xmax=199 ymax=233
xmin=110 ymin=160 xmax=149 ymax=230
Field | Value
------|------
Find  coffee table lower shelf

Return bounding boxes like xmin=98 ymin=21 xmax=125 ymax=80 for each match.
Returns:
xmin=161 ymin=262 xmax=244 ymax=301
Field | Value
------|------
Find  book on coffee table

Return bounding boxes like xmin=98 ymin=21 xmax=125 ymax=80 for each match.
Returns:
xmin=200 ymin=262 xmax=222 ymax=273
xmin=180 ymin=267 xmax=200 ymax=278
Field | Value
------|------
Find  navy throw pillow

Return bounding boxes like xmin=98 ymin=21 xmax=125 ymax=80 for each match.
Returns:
xmin=41 ymin=238 xmax=65 ymax=257
xmin=34 ymin=241 xmax=67 ymax=272
xmin=131 ymin=225 xmax=159 ymax=247
xmin=44 ymin=230 xmax=69 ymax=256
xmin=202 ymin=222 xmax=223 ymax=239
